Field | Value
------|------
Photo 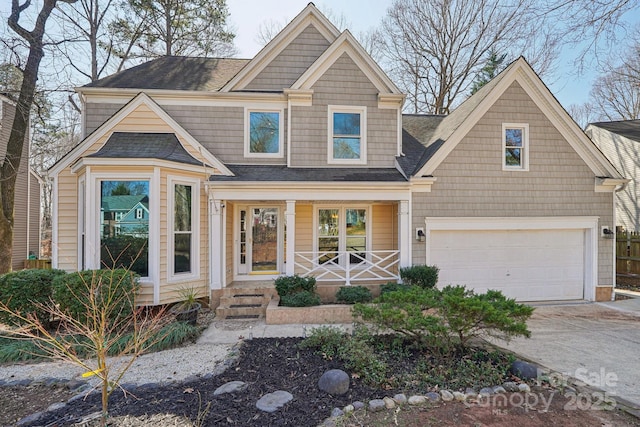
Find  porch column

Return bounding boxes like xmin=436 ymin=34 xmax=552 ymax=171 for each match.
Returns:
xmin=285 ymin=200 xmax=296 ymax=276
xmin=399 ymin=200 xmax=411 ymax=268
xmin=209 ymin=196 xmax=224 ymax=290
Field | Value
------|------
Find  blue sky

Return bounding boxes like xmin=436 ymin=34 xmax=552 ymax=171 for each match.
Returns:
xmin=227 ymin=0 xmax=637 ymax=109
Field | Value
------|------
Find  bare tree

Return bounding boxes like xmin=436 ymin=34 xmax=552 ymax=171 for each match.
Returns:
xmin=1 ymin=0 xmax=76 ymax=274
xmin=378 ymin=0 xmax=560 ymax=114
xmin=110 ymin=0 xmax=236 ymax=66
xmin=589 ymin=61 xmax=640 ymax=121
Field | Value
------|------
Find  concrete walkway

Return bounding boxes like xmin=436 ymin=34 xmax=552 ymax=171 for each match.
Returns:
xmin=493 ymin=297 xmax=640 ymax=412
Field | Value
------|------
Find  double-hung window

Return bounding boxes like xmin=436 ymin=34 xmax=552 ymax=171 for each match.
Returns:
xmin=169 ymin=177 xmax=199 ymax=280
xmin=328 ymin=106 xmax=366 ymax=165
xmin=316 ymin=207 xmax=368 ymax=265
xmin=502 ymin=123 xmax=529 ymax=171
xmin=245 ymin=109 xmax=283 ymax=158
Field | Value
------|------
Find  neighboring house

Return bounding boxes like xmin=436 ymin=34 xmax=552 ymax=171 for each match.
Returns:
xmin=0 ymin=94 xmax=41 ymax=271
xmin=586 ymin=120 xmax=640 ymax=232
xmin=49 ymin=4 xmax=625 ymax=306
xmin=101 ymin=194 xmax=150 ymax=237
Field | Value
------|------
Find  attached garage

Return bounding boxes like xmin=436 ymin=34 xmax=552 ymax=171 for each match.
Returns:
xmin=424 ymin=217 xmax=599 ymax=302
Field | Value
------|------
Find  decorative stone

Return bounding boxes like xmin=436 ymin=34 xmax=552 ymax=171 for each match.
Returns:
xmin=502 ymin=381 xmax=520 ymax=392
xmin=511 ymin=360 xmax=539 ymax=380
xmin=369 ymin=399 xmax=386 ymax=412
xmin=318 ymin=369 xmax=350 ymax=395
xmin=440 ymin=390 xmax=454 ymax=401
xmin=408 ymin=395 xmax=427 ymax=405
xmin=46 ymin=402 xmax=66 ymax=412
xmin=256 ymin=390 xmax=293 ymax=413
xmin=331 ymin=407 xmax=344 ymax=417
xmin=493 ymin=385 xmax=506 ymax=394
xmin=393 ymin=393 xmax=407 ymax=405
xmin=518 ymin=383 xmax=531 ymax=393
xmin=479 ymin=387 xmax=494 ymax=396
xmin=16 ymin=412 xmax=45 ymax=427
xmin=352 ymin=401 xmax=366 ymax=410
xmin=343 ymin=404 xmax=355 ymax=414
xmin=465 ymin=387 xmax=477 ymax=396
xmin=453 ymin=391 xmax=466 ymax=401
xmin=214 ymin=381 xmax=248 ymax=396
xmin=425 ymin=392 xmax=440 ymax=401
xmin=383 ymin=396 xmax=396 ymax=409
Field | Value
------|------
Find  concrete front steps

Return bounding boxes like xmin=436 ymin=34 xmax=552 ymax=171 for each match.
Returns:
xmin=215 ymin=286 xmax=276 ymax=320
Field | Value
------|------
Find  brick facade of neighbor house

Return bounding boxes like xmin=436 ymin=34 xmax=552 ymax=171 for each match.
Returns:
xmin=50 ymin=4 xmax=625 ymax=307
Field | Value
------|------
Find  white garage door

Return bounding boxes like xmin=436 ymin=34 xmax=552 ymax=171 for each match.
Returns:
xmin=429 ymin=229 xmax=585 ymax=301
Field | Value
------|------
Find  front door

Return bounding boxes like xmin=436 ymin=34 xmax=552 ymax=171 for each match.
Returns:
xmin=238 ymin=207 xmax=281 ymax=275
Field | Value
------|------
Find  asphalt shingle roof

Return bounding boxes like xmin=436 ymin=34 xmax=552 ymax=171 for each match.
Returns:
xmin=84 ymin=57 xmax=249 ymax=91
xmin=208 ymin=165 xmax=407 ymax=182
xmin=590 ymin=120 xmax=640 ymax=143
xmin=88 ymin=132 xmax=204 ymax=166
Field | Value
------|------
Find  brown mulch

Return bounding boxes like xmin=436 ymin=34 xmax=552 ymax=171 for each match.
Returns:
xmin=617 ymin=274 xmax=640 ymax=292
xmin=1 ymin=336 xmax=639 ymax=427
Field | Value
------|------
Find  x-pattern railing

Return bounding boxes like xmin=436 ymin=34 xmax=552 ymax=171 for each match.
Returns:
xmin=294 ymin=250 xmax=399 ymax=285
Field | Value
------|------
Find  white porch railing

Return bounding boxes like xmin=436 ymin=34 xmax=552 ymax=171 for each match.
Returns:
xmin=293 ymin=250 xmax=400 ymax=284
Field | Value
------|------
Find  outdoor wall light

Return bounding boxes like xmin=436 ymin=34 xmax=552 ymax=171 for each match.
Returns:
xmin=416 ymin=228 xmax=425 ymax=242
xmin=601 ymin=226 xmax=614 ymax=239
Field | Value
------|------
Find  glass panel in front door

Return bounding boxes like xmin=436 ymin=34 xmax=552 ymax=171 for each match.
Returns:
xmin=252 ymin=208 xmax=278 ymax=271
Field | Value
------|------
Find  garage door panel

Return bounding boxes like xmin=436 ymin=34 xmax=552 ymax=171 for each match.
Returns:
xmin=430 ymin=229 xmax=584 ymax=301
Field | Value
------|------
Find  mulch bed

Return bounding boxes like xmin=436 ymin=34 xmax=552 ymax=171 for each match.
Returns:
xmin=28 ymin=337 xmax=401 ymax=427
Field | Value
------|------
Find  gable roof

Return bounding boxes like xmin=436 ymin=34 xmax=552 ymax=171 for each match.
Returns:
xmin=589 ymin=120 xmax=640 ymax=143
xmin=291 ymin=30 xmax=402 ymax=94
xmin=102 ymin=194 xmax=148 ymax=212
xmin=88 ymin=132 xmax=204 ymax=166
xmin=81 ymin=57 xmax=249 ymax=91
xmin=221 ymin=3 xmax=341 ymax=92
xmin=410 ymin=57 xmax=623 ymax=179
xmin=49 ymin=92 xmax=232 ymax=176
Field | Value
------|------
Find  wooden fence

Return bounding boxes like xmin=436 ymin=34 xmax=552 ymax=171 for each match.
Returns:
xmin=616 ymin=232 xmax=640 ymax=274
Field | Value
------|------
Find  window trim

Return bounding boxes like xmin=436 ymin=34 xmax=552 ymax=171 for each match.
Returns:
xmin=502 ymin=123 xmax=529 ymax=171
xmin=313 ymin=205 xmax=371 ymax=267
xmin=167 ymin=175 xmax=200 ymax=283
xmin=244 ymin=107 xmax=284 ymax=158
xmin=328 ymin=105 xmax=367 ymax=165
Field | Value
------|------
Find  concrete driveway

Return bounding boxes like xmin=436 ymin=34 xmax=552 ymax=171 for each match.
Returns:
xmin=494 ymin=297 xmax=640 ymax=412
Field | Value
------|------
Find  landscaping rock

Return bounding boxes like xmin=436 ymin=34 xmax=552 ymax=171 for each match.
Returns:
xmin=518 ymin=383 xmax=531 ymax=393
xmin=256 ymin=390 xmax=293 ymax=413
xmin=511 ymin=360 xmax=539 ymax=380
xmin=383 ymin=396 xmax=396 ymax=409
xmin=453 ymin=391 xmax=466 ymax=401
xmin=16 ymin=411 xmax=45 ymax=427
xmin=318 ymin=369 xmax=350 ymax=395
xmin=479 ymin=387 xmax=494 ymax=396
xmin=46 ymin=402 xmax=66 ymax=412
xmin=493 ymin=385 xmax=507 ymax=394
xmin=213 ymin=381 xmax=248 ymax=396
xmin=343 ymin=404 xmax=355 ymax=414
xmin=440 ymin=390 xmax=454 ymax=401
xmin=352 ymin=401 xmax=365 ymax=410
xmin=502 ymin=381 xmax=520 ymax=392
xmin=393 ymin=393 xmax=407 ymax=405
xmin=408 ymin=395 xmax=427 ymax=405
xmin=425 ymin=392 xmax=440 ymax=401
xmin=331 ymin=407 xmax=344 ymax=417
xmin=369 ymin=399 xmax=386 ymax=412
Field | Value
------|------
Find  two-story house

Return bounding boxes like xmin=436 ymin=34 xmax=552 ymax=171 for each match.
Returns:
xmin=1 ymin=94 xmax=41 ymax=271
xmin=50 ymin=4 xmax=625 ymax=308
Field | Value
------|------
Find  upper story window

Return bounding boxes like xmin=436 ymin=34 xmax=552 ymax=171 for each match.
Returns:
xmin=502 ymin=123 xmax=529 ymax=171
xmin=245 ymin=109 xmax=283 ymax=158
xmin=328 ymin=106 xmax=367 ymax=165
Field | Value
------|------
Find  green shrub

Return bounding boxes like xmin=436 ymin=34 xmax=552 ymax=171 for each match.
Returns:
xmin=0 ymin=269 xmax=67 ymax=328
xmin=274 ymin=275 xmax=317 ymax=297
xmin=353 ymin=285 xmax=533 ymax=353
xmin=380 ymin=282 xmax=412 ymax=295
xmin=298 ymin=325 xmax=347 ymax=359
xmin=400 ymin=265 xmax=439 ymax=289
xmin=336 ymin=286 xmax=372 ymax=304
xmin=53 ymin=269 xmax=139 ymax=324
xmin=280 ymin=290 xmax=321 ymax=307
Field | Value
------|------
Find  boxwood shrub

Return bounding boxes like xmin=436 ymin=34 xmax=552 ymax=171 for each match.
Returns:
xmin=336 ymin=286 xmax=372 ymax=304
xmin=0 ymin=268 xmax=67 ymax=328
xmin=274 ymin=274 xmax=317 ymax=297
xmin=53 ymin=269 xmax=139 ymax=324
xmin=280 ymin=290 xmax=321 ymax=307
xmin=400 ymin=264 xmax=439 ymax=289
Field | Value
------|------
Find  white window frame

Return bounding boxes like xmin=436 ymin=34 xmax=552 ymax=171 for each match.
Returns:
xmin=167 ymin=175 xmax=200 ymax=282
xmin=244 ymin=107 xmax=284 ymax=158
xmin=313 ymin=205 xmax=371 ymax=266
xmin=328 ymin=105 xmax=367 ymax=165
xmin=88 ymin=172 xmax=159 ymax=286
xmin=502 ymin=123 xmax=529 ymax=171
xmin=135 ymin=208 xmax=143 ymax=219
